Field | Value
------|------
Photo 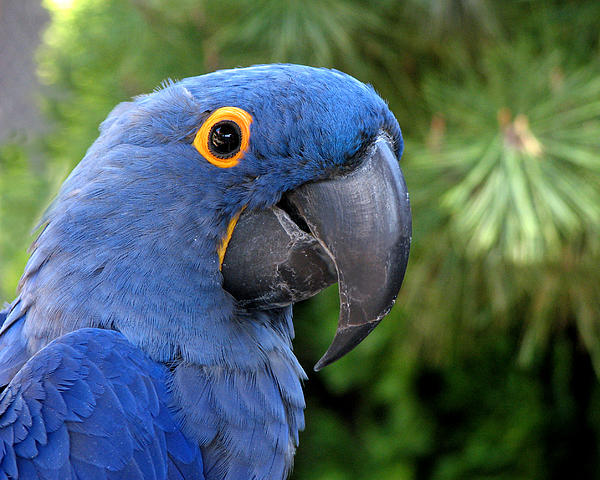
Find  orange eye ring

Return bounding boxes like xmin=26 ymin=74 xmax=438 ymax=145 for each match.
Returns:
xmin=193 ymin=107 xmax=253 ymax=168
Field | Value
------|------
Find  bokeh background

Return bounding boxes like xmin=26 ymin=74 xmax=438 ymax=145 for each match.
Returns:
xmin=1 ymin=0 xmax=600 ymax=478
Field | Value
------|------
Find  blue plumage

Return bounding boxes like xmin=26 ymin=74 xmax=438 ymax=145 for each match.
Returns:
xmin=0 ymin=64 xmax=405 ymax=479
xmin=0 ymin=328 xmax=203 ymax=480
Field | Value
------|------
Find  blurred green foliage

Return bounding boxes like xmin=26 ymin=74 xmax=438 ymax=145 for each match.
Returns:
xmin=2 ymin=0 xmax=600 ymax=478
xmin=0 ymin=144 xmax=51 ymax=299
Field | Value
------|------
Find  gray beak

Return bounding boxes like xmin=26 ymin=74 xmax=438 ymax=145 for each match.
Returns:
xmin=222 ymin=133 xmax=411 ymax=370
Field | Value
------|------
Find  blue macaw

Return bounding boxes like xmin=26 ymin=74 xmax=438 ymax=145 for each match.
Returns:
xmin=0 ymin=64 xmax=411 ymax=479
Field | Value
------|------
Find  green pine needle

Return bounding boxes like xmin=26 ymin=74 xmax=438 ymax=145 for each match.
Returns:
xmin=416 ymin=47 xmax=600 ymax=264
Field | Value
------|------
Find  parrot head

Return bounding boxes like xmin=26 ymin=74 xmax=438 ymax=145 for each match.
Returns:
xmin=20 ymin=64 xmax=410 ymax=371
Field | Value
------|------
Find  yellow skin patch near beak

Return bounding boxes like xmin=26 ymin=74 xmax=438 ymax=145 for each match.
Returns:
xmin=218 ymin=207 xmax=245 ymax=269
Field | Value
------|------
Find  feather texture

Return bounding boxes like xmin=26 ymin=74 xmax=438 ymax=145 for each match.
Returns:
xmin=0 ymin=328 xmax=203 ymax=479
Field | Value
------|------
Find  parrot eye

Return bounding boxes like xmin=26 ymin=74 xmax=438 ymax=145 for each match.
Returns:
xmin=194 ymin=107 xmax=253 ymax=168
xmin=209 ymin=121 xmax=241 ymax=158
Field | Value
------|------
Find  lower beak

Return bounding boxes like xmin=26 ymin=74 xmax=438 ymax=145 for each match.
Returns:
xmin=222 ymin=133 xmax=411 ymax=370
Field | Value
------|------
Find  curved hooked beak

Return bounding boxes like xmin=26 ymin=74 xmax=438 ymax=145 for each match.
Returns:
xmin=222 ymin=133 xmax=411 ymax=370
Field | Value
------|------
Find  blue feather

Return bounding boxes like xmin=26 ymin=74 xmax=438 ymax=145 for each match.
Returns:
xmin=0 ymin=329 xmax=203 ymax=479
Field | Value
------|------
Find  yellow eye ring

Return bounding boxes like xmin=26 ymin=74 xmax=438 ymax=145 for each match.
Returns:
xmin=193 ymin=107 xmax=253 ymax=168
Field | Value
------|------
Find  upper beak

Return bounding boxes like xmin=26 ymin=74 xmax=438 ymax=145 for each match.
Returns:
xmin=221 ymin=133 xmax=411 ymax=370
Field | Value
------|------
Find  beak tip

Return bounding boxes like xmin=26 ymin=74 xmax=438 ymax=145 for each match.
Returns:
xmin=313 ymin=320 xmax=381 ymax=371
xmin=313 ymin=361 xmax=325 ymax=373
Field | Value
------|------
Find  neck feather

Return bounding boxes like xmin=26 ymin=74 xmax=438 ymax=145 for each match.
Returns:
xmin=171 ymin=308 xmax=306 ymax=480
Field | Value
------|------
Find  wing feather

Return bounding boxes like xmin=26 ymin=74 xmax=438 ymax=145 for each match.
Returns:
xmin=0 ymin=328 xmax=204 ymax=479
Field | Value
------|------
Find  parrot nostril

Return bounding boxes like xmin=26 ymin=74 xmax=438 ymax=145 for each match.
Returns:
xmin=277 ymin=196 xmax=312 ymax=234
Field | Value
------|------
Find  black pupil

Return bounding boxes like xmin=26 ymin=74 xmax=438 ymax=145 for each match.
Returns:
xmin=209 ymin=121 xmax=241 ymax=158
